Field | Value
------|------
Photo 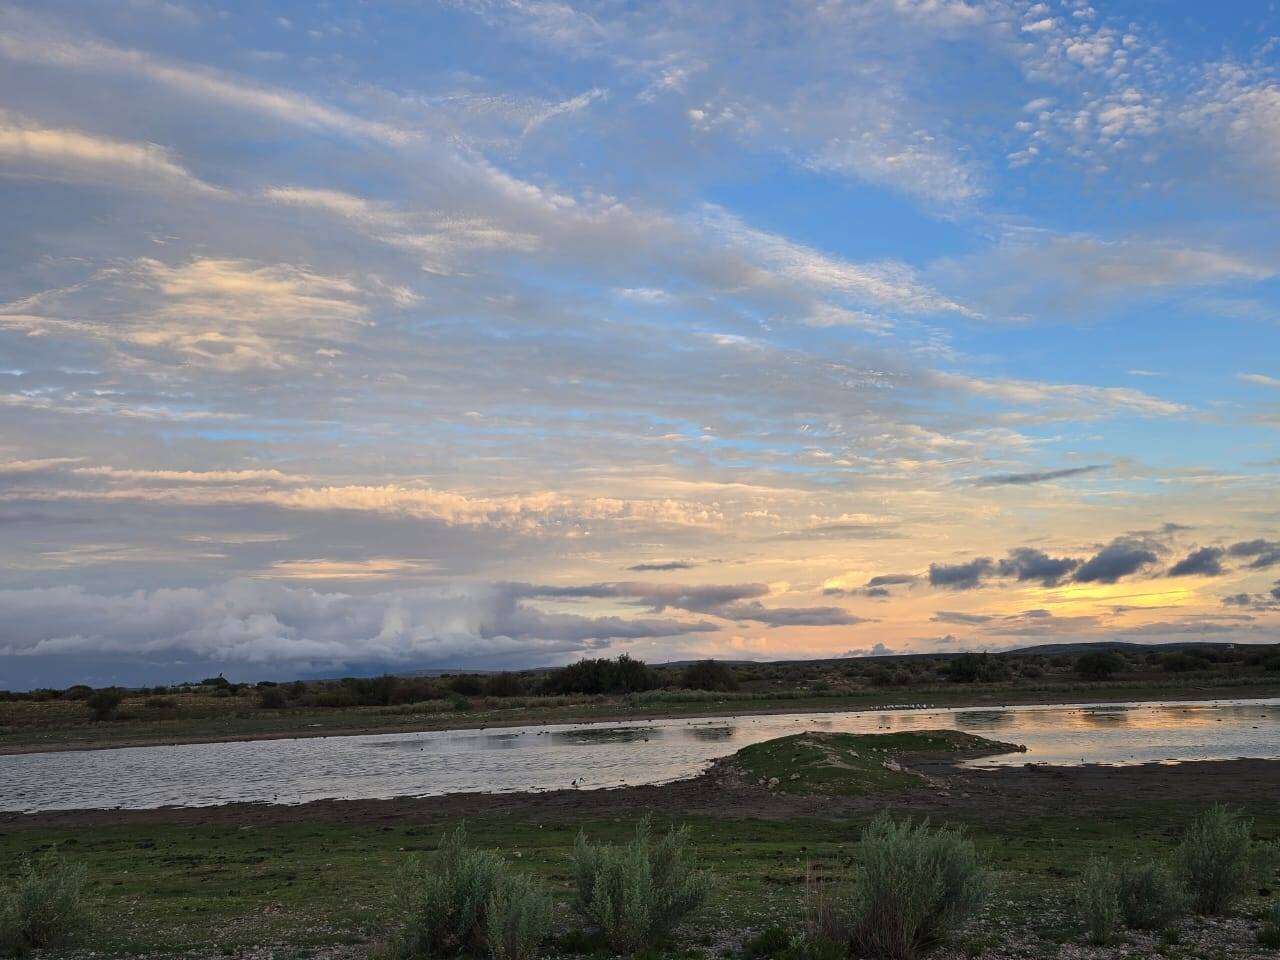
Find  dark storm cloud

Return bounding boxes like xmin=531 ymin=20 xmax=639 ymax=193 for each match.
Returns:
xmin=971 ymin=464 xmax=1105 ymax=486
xmin=825 ymin=572 xmax=916 ymax=599
xmin=997 ymin=547 xmax=1080 ymax=587
xmin=1227 ymin=539 xmax=1280 ymax=569
xmin=928 ymin=557 xmax=994 ymax=590
xmin=1072 ymin=537 xmax=1159 ymax=584
xmin=867 ymin=573 xmax=917 ymax=588
xmin=627 ymin=560 xmax=696 ymax=571
xmin=1167 ymin=546 xmax=1225 ymax=577
xmin=0 ymin=580 xmax=719 ymax=688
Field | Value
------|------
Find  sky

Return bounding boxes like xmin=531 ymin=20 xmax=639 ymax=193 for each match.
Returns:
xmin=1 ymin=0 xmax=1278 ymax=688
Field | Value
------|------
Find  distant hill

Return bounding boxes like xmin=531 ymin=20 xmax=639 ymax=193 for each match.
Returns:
xmin=1003 ymin=640 xmax=1252 ymax=656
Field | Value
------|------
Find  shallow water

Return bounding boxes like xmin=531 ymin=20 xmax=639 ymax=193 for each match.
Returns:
xmin=4 ymin=698 xmax=1278 ymax=812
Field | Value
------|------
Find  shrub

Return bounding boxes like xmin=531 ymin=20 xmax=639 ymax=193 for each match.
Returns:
xmin=483 ymin=673 xmax=526 ymax=698
xmin=1177 ymin=804 xmax=1278 ymax=915
xmin=484 ymin=873 xmax=552 ymax=960
xmin=391 ymin=825 xmax=504 ymax=957
xmin=1259 ymin=902 xmax=1280 ymax=949
xmin=942 ymin=653 xmax=1008 ymax=684
xmin=1075 ymin=858 xmax=1121 ymax=945
xmin=144 ymin=696 xmax=177 ymax=711
xmin=1161 ymin=652 xmax=1206 ymax=673
xmin=1075 ymin=650 xmax=1123 ymax=680
xmin=742 ymin=925 xmax=792 ymax=959
xmin=1116 ymin=860 xmax=1184 ymax=930
xmin=448 ymin=676 xmax=485 ymax=697
xmin=680 ymin=660 xmax=739 ymax=692
xmin=85 ymin=688 xmax=123 ymax=721
xmin=844 ymin=814 xmax=987 ymax=960
xmin=544 ymin=655 xmax=658 ymax=696
xmin=0 ymin=852 xmax=90 ymax=951
xmin=571 ymin=818 xmax=712 ymax=954
xmin=258 ymin=686 xmax=288 ymax=709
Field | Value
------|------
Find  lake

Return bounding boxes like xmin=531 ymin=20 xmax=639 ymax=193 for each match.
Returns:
xmin=4 ymin=698 xmax=1278 ymax=812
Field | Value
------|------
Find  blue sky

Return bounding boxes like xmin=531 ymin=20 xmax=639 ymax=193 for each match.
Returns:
xmin=0 ymin=0 xmax=1277 ymax=687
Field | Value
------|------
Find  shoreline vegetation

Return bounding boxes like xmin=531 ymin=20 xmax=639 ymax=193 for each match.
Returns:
xmin=2 ymin=730 xmax=1279 ymax=959
xmin=3 ymin=644 xmax=1280 ymax=756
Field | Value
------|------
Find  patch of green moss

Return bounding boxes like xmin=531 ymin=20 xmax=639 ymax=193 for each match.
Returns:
xmin=730 ymin=729 xmax=1019 ymax=796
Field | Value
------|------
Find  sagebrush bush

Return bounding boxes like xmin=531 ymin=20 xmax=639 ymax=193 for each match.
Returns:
xmin=844 ymin=813 xmax=987 ymax=960
xmin=1116 ymin=859 xmax=1184 ymax=930
xmin=484 ymin=873 xmax=552 ymax=960
xmin=1177 ymin=804 xmax=1278 ymax=915
xmin=390 ymin=825 xmax=504 ymax=958
xmin=0 ymin=852 xmax=90 ymax=951
xmin=1258 ymin=902 xmax=1280 ymax=949
xmin=1075 ymin=858 xmax=1121 ymax=946
xmin=571 ymin=818 xmax=712 ymax=954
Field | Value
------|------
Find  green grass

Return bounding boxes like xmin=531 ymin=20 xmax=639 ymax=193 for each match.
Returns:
xmin=4 ymin=797 xmax=1278 ymax=958
xmin=730 ymin=730 xmax=1018 ymax=796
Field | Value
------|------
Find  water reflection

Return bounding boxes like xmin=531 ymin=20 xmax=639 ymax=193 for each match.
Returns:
xmin=1078 ymin=708 xmax=1132 ymax=727
xmin=952 ymin=710 xmax=1013 ymax=729
xmin=1 ymin=697 xmax=1277 ymax=812
xmin=682 ymin=726 xmax=736 ymax=742
xmin=549 ymin=727 xmax=659 ymax=745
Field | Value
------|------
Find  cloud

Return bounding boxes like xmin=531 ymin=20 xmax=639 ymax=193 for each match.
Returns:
xmin=972 ymin=464 xmax=1104 ymax=486
xmin=997 ymin=547 xmax=1080 ymax=587
xmin=843 ymin=642 xmax=893 ymax=658
xmin=1167 ymin=546 xmax=1226 ymax=577
xmin=1073 ymin=537 xmax=1159 ymax=583
xmin=1227 ymin=539 xmax=1280 ymax=569
xmin=627 ymin=560 xmax=696 ymax=571
xmin=703 ymin=207 xmax=973 ymax=317
xmin=0 ymin=579 xmax=716 ymax=682
xmin=7 ymin=256 xmax=404 ymax=371
xmin=0 ymin=110 xmax=218 ymax=193
xmin=0 ymin=20 xmax=415 ymax=145
xmin=519 ymin=581 xmax=865 ymax=627
xmin=866 ymin=573 xmax=917 ymax=588
xmin=1239 ymin=373 xmax=1280 ymax=388
xmin=931 ymin=611 xmax=995 ymax=624
xmin=934 ymin=372 xmax=1187 ymax=419
xmin=928 ymin=557 xmax=994 ymax=590
xmin=771 ymin=519 xmax=901 ymax=541
xmin=937 ymin=233 xmax=1273 ymax=321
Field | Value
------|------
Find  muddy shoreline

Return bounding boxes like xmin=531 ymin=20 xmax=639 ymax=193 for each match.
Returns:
xmin=7 ymin=755 xmax=1278 ymax=831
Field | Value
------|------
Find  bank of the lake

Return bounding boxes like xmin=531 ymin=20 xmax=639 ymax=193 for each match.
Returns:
xmin=5 ymin=675 xmax=1280 ymax=756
